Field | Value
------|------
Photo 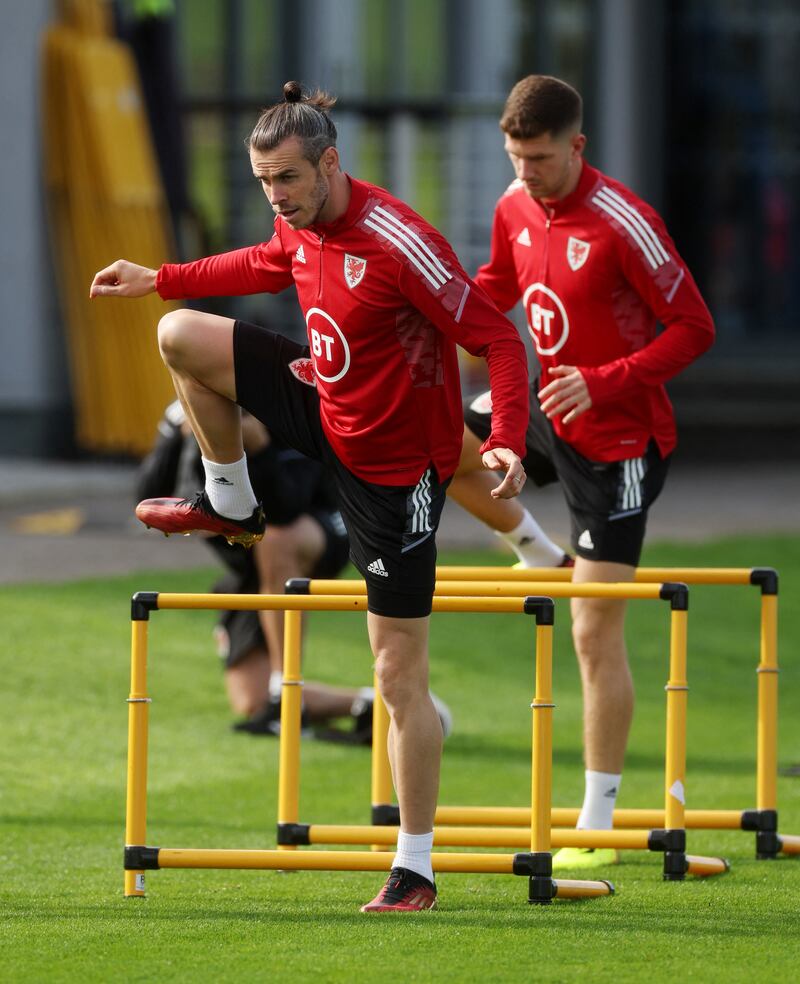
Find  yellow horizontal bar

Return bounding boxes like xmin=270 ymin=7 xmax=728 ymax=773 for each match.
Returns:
xmin=306 ymin=580 xmax=671 ymax=600
xmin=306 ymin=824 xmax=650 ymax=850
xmin=157 ymin=848 xmax=518 ymax=874
xmin=436 ymin=566 xmax=755 ymax=586
xmin=153 ymin=593 xmax=534 ymax=615
xmin=435 ymin=806 xmax=745 ymax=830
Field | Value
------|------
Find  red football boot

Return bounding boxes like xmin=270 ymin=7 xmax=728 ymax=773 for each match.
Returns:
xmin=360 ymin=867 xmax=437 ymax=913
xmin=135 ymin=491 xmax=266 ymax=548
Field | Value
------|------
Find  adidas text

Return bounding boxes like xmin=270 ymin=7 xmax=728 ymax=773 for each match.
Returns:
xmin=367 ymin=558 xmax=389 ymax=577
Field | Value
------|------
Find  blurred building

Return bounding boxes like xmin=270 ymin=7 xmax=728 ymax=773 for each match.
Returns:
xmin=2 ymin=0 xmax=798 ymax=458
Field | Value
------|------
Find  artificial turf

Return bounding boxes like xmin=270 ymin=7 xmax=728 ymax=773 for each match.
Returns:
xmin=1 ymin=536 xmax=799 ymax=982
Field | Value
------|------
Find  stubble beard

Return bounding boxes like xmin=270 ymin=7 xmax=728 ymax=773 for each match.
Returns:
xmin=299 ymin=171 xmax=330 ymax=229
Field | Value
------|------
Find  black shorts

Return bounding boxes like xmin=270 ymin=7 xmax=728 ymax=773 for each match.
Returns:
xmin=211 ymin=507 xmax=351 ymax=668
xmin=233 ymin=320 xmax=448 ymax=618
xmin=464 ymin=380 xmax=670 ymax=566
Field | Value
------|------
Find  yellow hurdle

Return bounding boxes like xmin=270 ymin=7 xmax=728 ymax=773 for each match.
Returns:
xmin=285 ymin=579 xmax=729 ymax=880
xmin=434 ymin=565 xmax=787 ymax=860
xmin=124 ymin=590 xmax=613 ymax=905
xmin=293 ymin=564 xmax=791 ymax=862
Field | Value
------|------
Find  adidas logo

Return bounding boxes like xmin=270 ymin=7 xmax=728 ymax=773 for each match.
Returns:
xmin=295 ymin=244 xmax=307 ymax=264
xmin=212 ymin=477 xmax=234 ymax=486
xmin=518 ymin=536 xmax=535 ymax=547
xmin=604 ymin=786 xmax=619 ymax=798
xmin=516 ymin=227 xmax=531 ymax=246
xmin=367 ymin=558 xmax=389 ymax=577
xmin=578 ymin=529 xmax=594 ymax=550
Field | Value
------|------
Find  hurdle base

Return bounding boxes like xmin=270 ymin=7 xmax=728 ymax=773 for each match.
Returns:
xmin=513 ymin=851 xmax=553 ymax=905
xmin=663 ymin=851 xmax=687 ymax=881
xmin=512 ymin=852 xmax=614 ymax=903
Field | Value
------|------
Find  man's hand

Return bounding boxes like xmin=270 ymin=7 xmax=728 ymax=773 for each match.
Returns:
xmin=89 ymin=259 xmax=158 ymax=299
xmin=538 ymin=365 xmax=592 ymax=424
xmin=482 ymin=447 xmax=526 ymax=499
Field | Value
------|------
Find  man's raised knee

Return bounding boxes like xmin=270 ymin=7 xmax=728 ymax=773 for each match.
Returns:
xmin=157 ymin=309 xmax=197 ymax=367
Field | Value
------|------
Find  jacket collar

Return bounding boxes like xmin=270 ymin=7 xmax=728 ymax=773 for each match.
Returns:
xmin=531 ymin=160 xmax=599 ymax=217
xmin=310 ymin=175 xmax=369 ymax=237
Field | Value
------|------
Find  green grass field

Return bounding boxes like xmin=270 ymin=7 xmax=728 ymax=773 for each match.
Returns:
xmin=2 ymin=536 xmax=799 ymax=982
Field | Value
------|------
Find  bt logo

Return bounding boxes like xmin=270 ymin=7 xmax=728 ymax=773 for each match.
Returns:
xmin=305 ymin=307 xmax=350 ymax=383
xmin=311 ymin=328 xmax=335 ymax=361
xmin=522 ymin=283 xmax=569 ymax=355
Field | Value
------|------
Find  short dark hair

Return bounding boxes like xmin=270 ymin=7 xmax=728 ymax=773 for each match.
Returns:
xmin=499 ymin=75 xmax=582 ymax=139
xmin=248 ymin=81 xmax=337 ymax=165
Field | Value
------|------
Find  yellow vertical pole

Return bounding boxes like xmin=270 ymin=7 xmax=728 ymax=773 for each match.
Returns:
xmin=124 ymin=616 xmax=150 ymax=897
xmin=371 ymin=675 xmax=394 ymax=824
xmin=530 ymin=620 xmax=554 ymax=856
xmin=756 ymin=594 xmax=779 ymax=812
xmin=277 ymin=610 xmax=303 ymax=849
xmin=664 ymin=607 xmax=689 ymax=834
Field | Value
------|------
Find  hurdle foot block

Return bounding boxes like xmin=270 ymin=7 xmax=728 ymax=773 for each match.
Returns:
xmin=528 ymin=877 xmax=556 ymax=904
xmin=662 ymin=851 xmax=687 ymax=881
xmin=513 ymin=852 xmax=555 ymax=904
xmin=756 ymin=830 xmax=782 ymax=859
xmin=124 ymin=845 xmax=160 ymax=870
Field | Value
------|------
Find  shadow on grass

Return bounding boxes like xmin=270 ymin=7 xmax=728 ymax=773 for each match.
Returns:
xmin=444 ymin=738 xmax=757 ymax=777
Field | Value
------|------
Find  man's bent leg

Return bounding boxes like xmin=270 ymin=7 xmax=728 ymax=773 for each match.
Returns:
xmin=157 ymin=309 xmax=243 ymax=462
xmin=448 ymin=426 xmax=568 ymax=566
xmin=137 ymin=310 xmax=264 ymax=542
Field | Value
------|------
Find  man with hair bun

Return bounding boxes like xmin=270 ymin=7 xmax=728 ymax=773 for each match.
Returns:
xmin=449 ymin=74 xmax=715 ymax=870
xmin=90 ymin=81 xmax=529 ymax=912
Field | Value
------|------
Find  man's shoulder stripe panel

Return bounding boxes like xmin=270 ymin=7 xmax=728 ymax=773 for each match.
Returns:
xmin=591 ymin=185 xmax=671 ymax=270
xmin=363 ymin=204 xmax=453 ymax=290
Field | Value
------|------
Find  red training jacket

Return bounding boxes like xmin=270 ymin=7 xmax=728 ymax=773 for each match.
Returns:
xmin=476 ymin=161 xmax=715 ymax=461
xmin=157 ymin=176 xmax=529 ymax=485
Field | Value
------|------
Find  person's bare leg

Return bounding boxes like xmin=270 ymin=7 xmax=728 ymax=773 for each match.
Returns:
xmin=448 ymin=426 xmax=525 ymax=533
xmin=157 ymin=309 xmax=243 ymax=462
xmin=570 ymin=558 xmax=635 ymax=774
xmin=448 ymin=425 xmax=567 ymax=565
xmin=368 ymin=613 xmax=441 ymax=834
xmin=253 ymin=518 xmax=356 ymax=719
xmin=223 ymin=646 xmax=271 ymax=717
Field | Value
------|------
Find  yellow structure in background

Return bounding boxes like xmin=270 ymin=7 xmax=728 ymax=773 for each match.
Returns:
xmin=42 ymin=0 xmax=177 ymax=456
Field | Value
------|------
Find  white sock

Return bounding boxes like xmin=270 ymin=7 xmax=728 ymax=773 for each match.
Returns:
xmin=202 ymin=455 xmax=258 ymax=520
xmin=269 ymin=670 xmax=283 ymax=701
xmin=576 ymin=770 xmax=622 ymax=830
xmin=392 ymin=830 xmax=434 ymax=884
xmin=495 ymin=509 xmax=566 ymax=567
